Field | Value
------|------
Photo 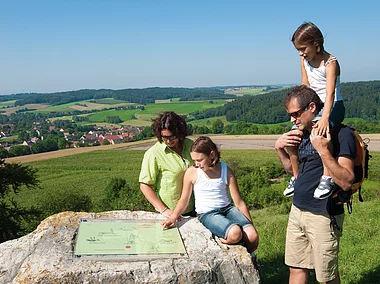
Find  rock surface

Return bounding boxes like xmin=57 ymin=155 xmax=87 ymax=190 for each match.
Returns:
xmin=0 ymin=211 xmax=260 ymax=284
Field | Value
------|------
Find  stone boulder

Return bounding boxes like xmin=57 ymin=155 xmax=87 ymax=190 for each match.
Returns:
xmin=0 ymin=211 xmax=260 ymax=283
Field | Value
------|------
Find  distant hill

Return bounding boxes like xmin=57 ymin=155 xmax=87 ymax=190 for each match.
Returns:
xmin=1 ymin=84 xmax=292 ymax=106
xmin=8 ymin=88 xmax=234 ymax=106
xmin=2 ymin=81 xmax=379 ymax=124
xmin=189 ymin=80 xmax=380 ymax=124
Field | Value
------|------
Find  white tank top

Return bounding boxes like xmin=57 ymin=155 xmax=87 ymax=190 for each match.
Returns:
xmin=193 ymin=162 xmax=231 ymax=214
xmin=304 ymin=57 xmax=343 ymax=102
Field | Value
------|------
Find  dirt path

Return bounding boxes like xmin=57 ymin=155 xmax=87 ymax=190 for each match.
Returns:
xmin=5 ymin=134 xmax=380 ymax=164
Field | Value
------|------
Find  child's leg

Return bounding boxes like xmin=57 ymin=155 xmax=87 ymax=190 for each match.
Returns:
xmin=314 ymin=142 xmax=335 ymax=199
xmin=198 ymin=207 xmax=243 ymax=245
xmin=287 ymin=124 xmax=303 ymax=179
xmin=284 ymin=146 xmax=299 ymax=196
xmin=219 ymin=224 xmax=243 ymax=245
xmin=222 ymin=206 xmax=257 ymax=249
xmin=289 ymin=149 xmax=299 ymax=179
xmin=242 ymin=225 xmax=259 ymax=253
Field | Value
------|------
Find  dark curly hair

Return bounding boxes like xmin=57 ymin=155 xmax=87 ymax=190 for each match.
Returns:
xmin=152 ymin=112 xmax=188 ymax=145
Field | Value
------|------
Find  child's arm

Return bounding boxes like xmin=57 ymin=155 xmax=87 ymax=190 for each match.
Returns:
xmin=161 ymin=167 xmax=195 ymax=229
xmin=227 ymin=167 xmax=253 ymax=223
xmin=313 ymin=59 xmax=340 ymax=136
xmin=300 ymin=57 xmax=310 ymax=87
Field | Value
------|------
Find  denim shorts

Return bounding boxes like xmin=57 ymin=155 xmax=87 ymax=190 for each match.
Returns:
xmin=315 ymin=100 xmax=345 ymax=129
xmin=197 ymin=204 xmax=253 ymax=240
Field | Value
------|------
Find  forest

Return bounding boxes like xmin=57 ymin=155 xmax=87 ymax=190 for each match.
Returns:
xmin=189 ymin=80 xmax=380 ymax=124
xmin=11 ymin=87 xmax=233 ymax=106
xmin=3 ymin=81 xmax=379 ymax=126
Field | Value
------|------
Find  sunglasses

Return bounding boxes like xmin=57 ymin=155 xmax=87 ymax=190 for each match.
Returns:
xmin=287 ymin=104 xmax=310 ymax=118
xmin=162 ymin=135 xmax=177 ymax=142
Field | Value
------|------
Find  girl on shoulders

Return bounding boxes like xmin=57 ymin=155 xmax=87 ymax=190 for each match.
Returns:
xmin=162 ymin=136 xmax=259 ymax=254
xmin=284 ymin=22 xmax=345 ymax=200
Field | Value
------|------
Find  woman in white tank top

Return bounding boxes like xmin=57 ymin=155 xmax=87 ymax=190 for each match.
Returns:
xmin=162 ymin=136 xmax=259 ymax=255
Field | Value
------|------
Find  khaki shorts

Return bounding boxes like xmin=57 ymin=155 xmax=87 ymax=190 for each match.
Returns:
xmin=285 ymin=204 xmax=344 ymax=283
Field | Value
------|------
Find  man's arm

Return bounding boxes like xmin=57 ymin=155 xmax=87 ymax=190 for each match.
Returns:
xmin=275 ymin=130 xmax=303 ymax=174
xmin=311 ymin=129 xmax=355 ymax=190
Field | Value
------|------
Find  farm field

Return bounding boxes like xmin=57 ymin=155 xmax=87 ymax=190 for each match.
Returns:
xmin=17 ymin=98 xmax=229 ymax=127
xmin=87 ymin=99 xmax=228 ymax=125
xmin=224 ymin=85 xmax=290 ymax=96
xmin=225 ymin=87 xmax=267 ymax=96
xmin=35 ymin=100 xmax=136 ymax=113
xmin=0 ymin=100 xmax=16 ymax=108
xmin=1 ymin=103 xmax=51 ymax=115
xmin=188 ymin=116 xmax=229 ymax=126
xmin=5 ymin=133 xmax=380 ymax=165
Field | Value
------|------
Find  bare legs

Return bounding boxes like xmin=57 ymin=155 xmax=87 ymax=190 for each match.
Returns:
xmin=218 ymin=224 xmax=259 ymax=253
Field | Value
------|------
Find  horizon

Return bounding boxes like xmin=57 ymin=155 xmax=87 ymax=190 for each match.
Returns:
xmin=2 ymin=83 xmax=297 ymax=96
xmin=1 ymin=1 xmax=379 ymax=95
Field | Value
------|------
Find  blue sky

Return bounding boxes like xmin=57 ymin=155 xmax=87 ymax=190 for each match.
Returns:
xmin=0 ymin=0 xmax=379 ymax=95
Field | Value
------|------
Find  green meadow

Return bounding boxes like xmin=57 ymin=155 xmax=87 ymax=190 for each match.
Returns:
xmin=86 ymin=99 xmax=228 ymax=125
xmin=229 ymin=87 xmax=267 ymax=96
xmin=188 ymin=116 xmax=229 ymax=126
xmin=91 ymin=98 xmax=132 ymax=104
xmin=88 ymin=109 xmax=140 ymax=122
xmin=34 ymin=100 xmax=136 ymax=113
xmin=8 ymin=149 xmax=380 ymax=284
xmin=44 ymin=99 xmax=228 ymax=126
xmin=0 ymin=100 xmax=16 ymax=108
xmin=139 ymin=100 xmax=227 ymax=114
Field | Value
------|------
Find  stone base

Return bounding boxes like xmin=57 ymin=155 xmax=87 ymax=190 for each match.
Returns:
xmin=0 ymin=210 xmax=260 ymax=283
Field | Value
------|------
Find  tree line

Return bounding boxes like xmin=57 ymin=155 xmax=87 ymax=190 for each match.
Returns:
xmin=11 ymin=87 xmax=234 ymax=106
xmin=189 ymin=80 xmax=380 ymax=125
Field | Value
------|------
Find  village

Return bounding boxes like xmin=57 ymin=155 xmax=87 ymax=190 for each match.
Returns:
xmin=0 ymin=121 xmax=146 ymax=158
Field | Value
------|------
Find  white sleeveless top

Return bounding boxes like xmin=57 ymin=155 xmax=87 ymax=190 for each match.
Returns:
xmin=304 ymin=57 xmax=343 ymax=102
xmin=193 ymin=162 xmax=231 ymax=214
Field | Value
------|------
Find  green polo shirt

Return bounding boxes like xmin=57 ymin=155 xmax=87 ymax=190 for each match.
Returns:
xmin=139 ymin=138 xmax=195 ymax=214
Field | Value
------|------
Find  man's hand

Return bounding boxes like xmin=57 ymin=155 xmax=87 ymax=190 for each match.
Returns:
xmin=275 ymin=129 xmax=303 ymax=150
xmin=310 ymin=128 xmax=331 ymax=155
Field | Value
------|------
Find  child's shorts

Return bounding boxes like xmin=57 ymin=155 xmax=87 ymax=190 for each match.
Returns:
xmin=315 ymin=100 xmax=345 ymax=129
xmin=198 ymin=204 xmax=253 ymax=240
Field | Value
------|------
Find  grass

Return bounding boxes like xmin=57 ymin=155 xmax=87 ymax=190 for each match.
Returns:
xmin=11 ymin=150 xmax=145 ymax=210
xmin=189 ymin=116 xmax=229 ymax=126
xmin=90 ymin=98 xmax=132 ymax=104
xmin=141 ymin=100 xmax=227 ymax=114
xmin=87 ymin=109 xmax=139 ymax=122
xmin=225 ymin=87 xmax=266 ymax=96
xmin=34 ymin=100 xmax=136 ymax=113
xmin=7 ymin=150 xmax=380 ymax=283
xmin=253 ymin=196 xmax=380 ymax=284
xmin=85 ymin=100 xmax=228 ymax=124
xmin=0 ymin=100 xmax=16 ymax=108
